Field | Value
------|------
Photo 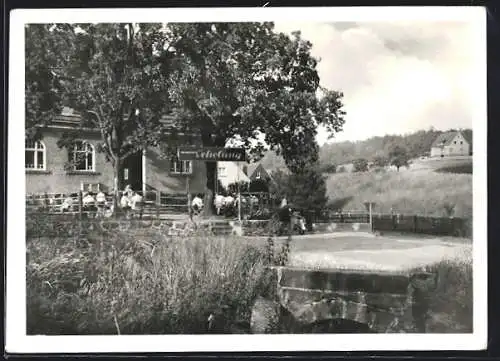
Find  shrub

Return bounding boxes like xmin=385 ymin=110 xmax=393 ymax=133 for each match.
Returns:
xmin=435 ymin=164 xmax=473 ymax=174
xmin=416 ymin=253 xmax=473 ymax=333
xmin=353 ymin=158 xmax=368 ymax=172
xmin=27 ymin=229 xmax=271 ymax=335
xmin=270 ymin=166 xmax=328 ymax=218
xmin=321 ymin=163 xmax=337 ymax=174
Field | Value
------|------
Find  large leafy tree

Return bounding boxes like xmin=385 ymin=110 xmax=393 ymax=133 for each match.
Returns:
xmin=26 ymin=22 xmax=346 ymax=215
xmin=270 ymin=163 xmax=328 ymax=224
xmin=26 ymin=23 xmax=181 ymax=207
xmin=166 ymin=23 xmax=345 ymax=212
xmin=25 ymin=24 xmax=69 ymax=139
xmin=389 ymin=145 xmax=410 ymax=171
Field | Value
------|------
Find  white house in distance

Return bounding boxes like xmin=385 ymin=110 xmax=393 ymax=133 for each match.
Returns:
xmin=217 ymin=161 xmax=250 ymax=188
xmin=430 ymin=131 xmax=470 ymax=157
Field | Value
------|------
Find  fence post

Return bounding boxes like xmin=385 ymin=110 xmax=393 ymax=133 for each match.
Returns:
xmin=414 ymin=215 xmax=418 ymax=233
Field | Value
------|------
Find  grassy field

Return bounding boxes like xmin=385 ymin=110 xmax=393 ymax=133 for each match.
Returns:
xmin=409 ymin=156 xmax=473 ymax=173
xmin=326 ymin=170 xmax=472 ymax=218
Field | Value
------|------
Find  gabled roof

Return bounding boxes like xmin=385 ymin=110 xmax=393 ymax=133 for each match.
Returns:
xmin=431 ymin=131 xmax=467 ymax=148
xmin=245 ymin=163 xmax=260 ymax=177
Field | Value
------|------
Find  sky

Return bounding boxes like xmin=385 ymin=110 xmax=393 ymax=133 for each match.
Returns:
xmin=273 ymin=21 xmax=481 ymax=145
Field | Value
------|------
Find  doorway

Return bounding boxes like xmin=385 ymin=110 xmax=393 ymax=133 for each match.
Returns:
xmin=121 ymin=151 xmax=143 ymax=192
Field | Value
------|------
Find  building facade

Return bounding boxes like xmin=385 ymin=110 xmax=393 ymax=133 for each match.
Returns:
xmin=430 ymin=131 xmax=471 ymax=157
xmin=217 ymin=161 xmax=250 ymax=188
xmin=25 ymin=112 xmax=207 ymax=195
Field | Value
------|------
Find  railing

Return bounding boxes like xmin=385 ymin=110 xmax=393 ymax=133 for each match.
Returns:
xmin=313 ymin=211 xmax=471 ymax=238
xmin=26 ymin=190 xmax=191 ymax=218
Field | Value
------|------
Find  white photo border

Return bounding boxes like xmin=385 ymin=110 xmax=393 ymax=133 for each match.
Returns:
xmin=7 ymin=6 xmax=488 ymax=353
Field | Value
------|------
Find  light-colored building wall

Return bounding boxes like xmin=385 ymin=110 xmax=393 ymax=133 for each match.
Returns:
xmin=430 ymin=133 xmax=470 ymax=157
xmin=430 ymin=146 xmax=444 ymax=157
xmin=26 ymin=129 xmax=114 ymax=194
xmin=445 ymin=133 xmax=470 ymax=156
xmin=217 ymin=161 xmax=249 ymax=187
xmin=26 ymin=129 xmax=208 ymax=195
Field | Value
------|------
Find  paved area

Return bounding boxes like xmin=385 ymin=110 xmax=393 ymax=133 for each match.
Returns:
xmin=247 ymin=232 xmax=472 ymax=272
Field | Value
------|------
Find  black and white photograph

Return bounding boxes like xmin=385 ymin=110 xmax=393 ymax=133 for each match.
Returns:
xmin=6 ymin=6 xmax=487 ymax=353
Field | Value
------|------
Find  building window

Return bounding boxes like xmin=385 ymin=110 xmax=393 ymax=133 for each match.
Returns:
xmin=218 ymin=166 xmax=227 ymax=177
xmin=255 ymin=171 xmax=261 ymax=179
xmin=69 ymin=141 xmax=95 ymax=171
xmin=25 ymin=140 xmax=46 ymax=170
xmin=460 ymin=141 xmax=463 ymax=144
xmin=170 ymin=157 xmax=192 ymax=174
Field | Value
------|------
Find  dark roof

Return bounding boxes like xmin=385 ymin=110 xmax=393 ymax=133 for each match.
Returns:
xmin=431 ymin=131 xmax=467 ymax=148
xmin=248 ymin=163 xmax=275 ymax=182
xmin=47 ymin=107 xmax=180 ymax=130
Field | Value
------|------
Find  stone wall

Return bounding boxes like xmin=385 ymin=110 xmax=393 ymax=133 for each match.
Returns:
xmin=249 ymin=266 xmax=438 ymax=334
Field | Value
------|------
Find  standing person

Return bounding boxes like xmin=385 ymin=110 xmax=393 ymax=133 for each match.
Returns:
xmin=96 ymin=191 xmax=107 ymax=218
xmin=129 ymin=191 xmax=144 ymax=219
xmin=280 ymin=196 xmax=288 ymax=209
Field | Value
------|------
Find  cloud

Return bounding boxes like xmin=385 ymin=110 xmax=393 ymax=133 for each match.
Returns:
xmin=273 ymin=20 xmax=480 ymax=145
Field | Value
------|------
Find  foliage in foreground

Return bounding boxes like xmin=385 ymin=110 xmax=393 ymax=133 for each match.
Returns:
xmin=270 ymin=165 xmax=328 ymax=218
xmin=26 ymin=223 xmax=473 ymax=334
xmin=418 ymin=251 xmax=473 ymax=333
xmin=27 ymin=231 xmax=271 ymax=335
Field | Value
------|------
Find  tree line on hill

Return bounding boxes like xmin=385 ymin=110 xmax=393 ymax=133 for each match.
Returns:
xmin=259 ymin=128 xmax=473 ymax=174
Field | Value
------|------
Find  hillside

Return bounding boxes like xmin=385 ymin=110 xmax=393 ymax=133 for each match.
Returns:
xmin=253 ymin=128 xmax=472 ymax=174
xmin=325 ymin=170 xmax=472 ymax=218
xmin=409 ymin=156 xmax=472 ymax=174
xmin=320 ymin=128 xmax=472 ymax=170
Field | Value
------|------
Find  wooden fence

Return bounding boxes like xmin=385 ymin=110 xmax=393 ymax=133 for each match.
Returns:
xmin=312 ymin=211 xmax=471 ymax=238
xmin=371 ymin=214 xmax=471 ymax=237
xmin=25 ymin=192 xmax=472 ymax=237
xmin=25 ymin=191 xmax=278 ymax=219
xmin=25 ymin=191 xmax=190 ymax=218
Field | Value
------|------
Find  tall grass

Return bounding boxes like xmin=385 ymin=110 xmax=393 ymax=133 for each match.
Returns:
xmin=326 ymin=171 xmax=472 ymax=217
xmin=416 ymin=249 xmax=473 ymax=333
xmin=27 ymin=229 xmax=271 ymax=335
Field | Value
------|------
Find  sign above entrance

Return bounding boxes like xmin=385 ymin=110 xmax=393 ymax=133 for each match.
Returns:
xmin=177 ymin=147 xmax=247 ymax=162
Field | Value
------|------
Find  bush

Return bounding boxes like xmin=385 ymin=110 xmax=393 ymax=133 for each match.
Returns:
xmin=321 ymin=163 xmax=337 ymax=174
xmin=353 ymin=158 xmax=368 ymax=172
xmin=435 ymin=164 xmax=473 ymax=174
xmin=270 ymin=166 xmax=328 ymax=218
xmin=27 ymin=229 xmax=271 ymax=335
xmin=416 ymin=254 xmax=473 ymax=333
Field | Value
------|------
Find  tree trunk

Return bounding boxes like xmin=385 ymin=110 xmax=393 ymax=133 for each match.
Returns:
xmin=201 ymin=132 xmax=226 ymax=217
xmin=203 ymin=161 xmax=217 ymax=216
xmin=113 ymin=158 xmax=124 ymax=213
